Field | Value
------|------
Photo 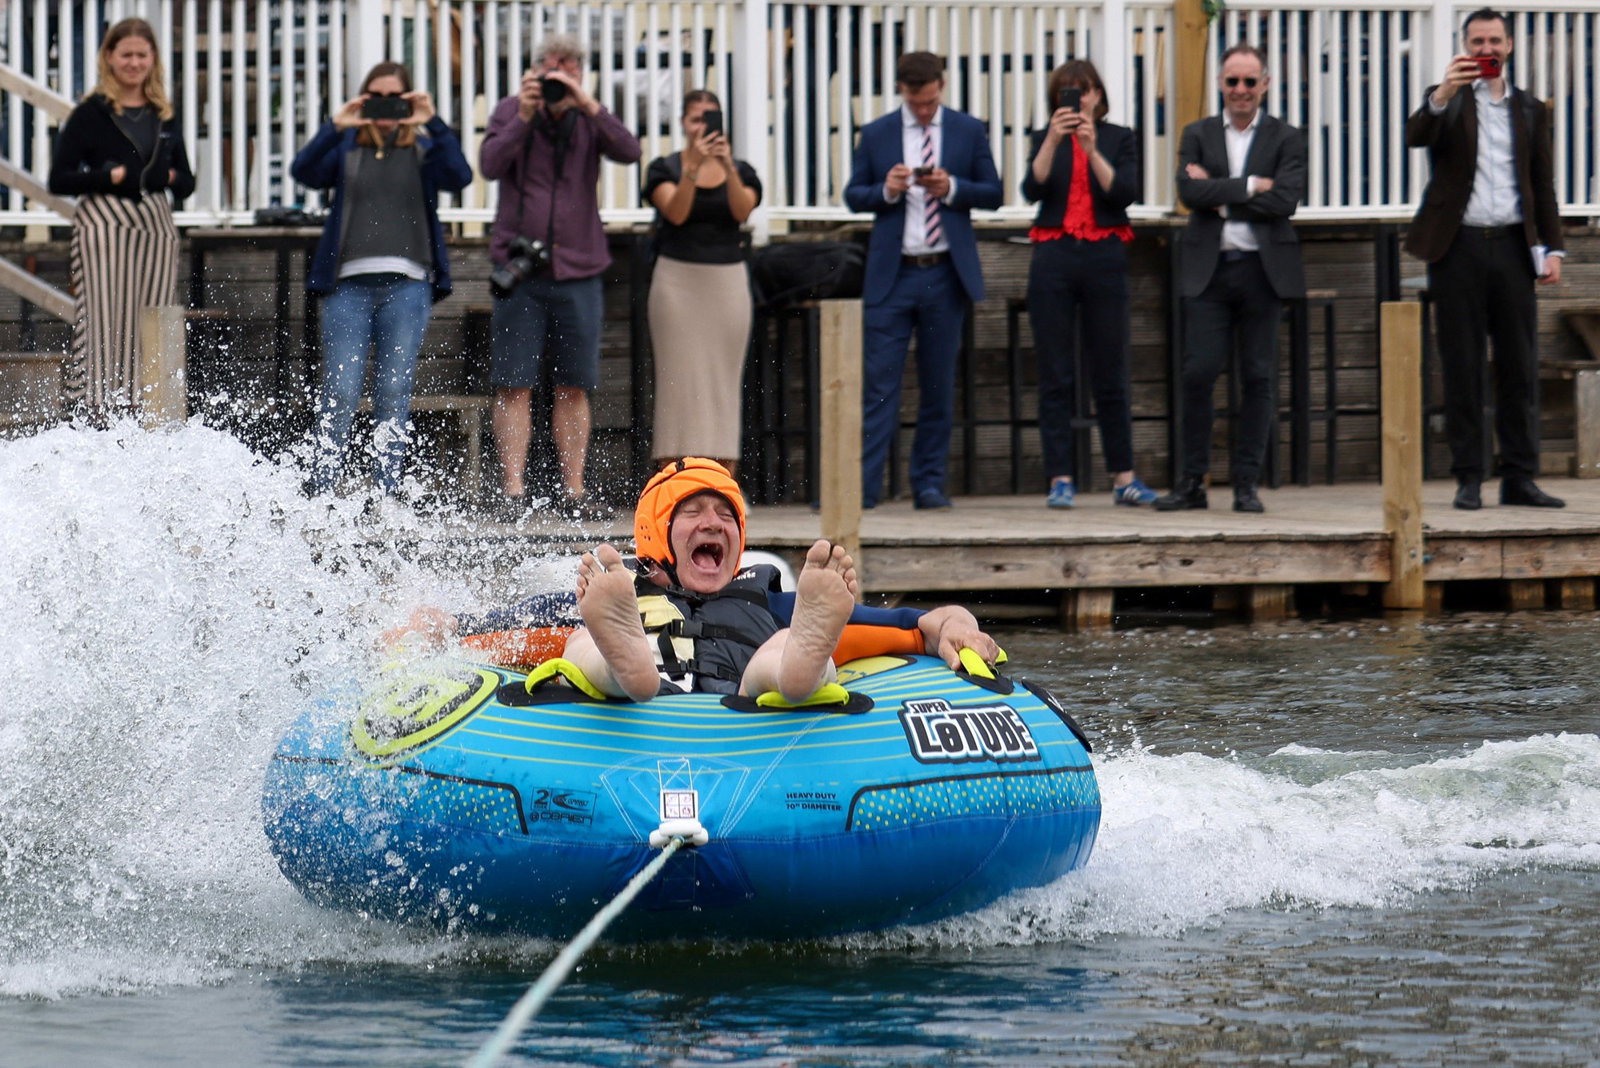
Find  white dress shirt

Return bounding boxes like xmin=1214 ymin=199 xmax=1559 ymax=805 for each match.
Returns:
xmin=887 ymin=104 xmax=954 ymax=255
xmin=1220 ymin=110 xmax=1262 ymax=253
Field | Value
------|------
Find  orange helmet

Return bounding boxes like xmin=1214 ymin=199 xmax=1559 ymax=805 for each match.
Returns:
xmin=634 ymin=458 xmax=746 ymax=569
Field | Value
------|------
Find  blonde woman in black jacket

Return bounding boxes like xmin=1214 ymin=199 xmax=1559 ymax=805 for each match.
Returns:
xmin=48 ymin=17 xmax=194 ymax=418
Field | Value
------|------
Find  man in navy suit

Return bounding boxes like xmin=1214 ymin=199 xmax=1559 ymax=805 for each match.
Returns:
xmin=846 ymin=52 xmax=1003 ymax=510
xmin=1154 ymin=43 xmax=1306 ymax=515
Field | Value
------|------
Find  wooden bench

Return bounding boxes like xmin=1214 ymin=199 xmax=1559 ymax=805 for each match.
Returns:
xmin=1540 ymin=357 xmax=1600 ymax=478
xmin=358 ymin=357 xmax=494 ymax=498
xmin=0 ymin=352 xmax=64 ymax=431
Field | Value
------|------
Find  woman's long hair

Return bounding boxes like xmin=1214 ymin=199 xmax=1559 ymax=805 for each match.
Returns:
xmin=91 ymin=18 xmax=173 ymax=119
xmin=356 ymin=61 xmax=419 ymax=150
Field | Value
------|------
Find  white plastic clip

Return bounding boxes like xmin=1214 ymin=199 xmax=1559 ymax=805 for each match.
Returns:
xmin=650 ymin=817 xmax=709 ymax=848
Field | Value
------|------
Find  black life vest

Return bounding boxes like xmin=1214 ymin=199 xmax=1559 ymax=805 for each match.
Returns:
xmin=636 ymin=565 xmax=784 ymax=694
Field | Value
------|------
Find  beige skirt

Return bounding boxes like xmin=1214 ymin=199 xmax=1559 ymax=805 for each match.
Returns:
xmin=66 ymin=192 xmax=179 ymax=413
xmin=647 ymin=255 xmax=752 ymax=461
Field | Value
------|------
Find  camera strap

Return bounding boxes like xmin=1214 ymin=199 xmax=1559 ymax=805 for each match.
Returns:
xmin=511 ymin=107 xmax=579 ymax=253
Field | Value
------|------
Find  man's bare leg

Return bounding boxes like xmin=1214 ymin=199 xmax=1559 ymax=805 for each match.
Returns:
xmin=742 ymin=539 xmax=859 ymax=702
xmin=491 ymin=387 xmax=533 ymax=498
xmin=566 ymin=543 xmax=660 ymax=701
xmin=552 ymin=386 xmax=591 ymax=499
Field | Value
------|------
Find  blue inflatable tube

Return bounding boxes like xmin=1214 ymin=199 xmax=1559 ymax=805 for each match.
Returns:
xmin=262 ymin=654 xmax=1100 ymax=939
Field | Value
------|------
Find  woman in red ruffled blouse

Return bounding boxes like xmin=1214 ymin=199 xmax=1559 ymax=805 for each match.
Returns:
xmin=1021 ymin=60 xmax=1154 ymax=510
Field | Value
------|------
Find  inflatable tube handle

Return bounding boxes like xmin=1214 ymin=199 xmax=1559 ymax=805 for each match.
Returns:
xmin=524 ymin=657 xmax=610 ymax=701
xmin=957 ymin=646 xmax=1007 ymax=679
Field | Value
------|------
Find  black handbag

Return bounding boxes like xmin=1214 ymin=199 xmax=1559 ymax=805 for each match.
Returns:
xmin=749 ymin=241 xmax=865 ymax=311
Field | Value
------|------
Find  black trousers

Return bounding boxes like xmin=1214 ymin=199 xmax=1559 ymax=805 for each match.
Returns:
xmin=1428 ymin=225 xmax=1541 ymax=482
xmin=1026 ymin=235 xmax=1133 ymax=480
xmin=1178 ymin=253 xmax=1284 ymax=485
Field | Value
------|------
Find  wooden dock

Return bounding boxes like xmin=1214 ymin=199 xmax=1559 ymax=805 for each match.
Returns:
xmin=453 ymin=476 xmax=1600 ymax=628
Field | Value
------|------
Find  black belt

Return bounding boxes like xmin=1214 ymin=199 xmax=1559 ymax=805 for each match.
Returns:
xmin=1464 ymin=224 xmax=1522 ymax=240
xmin=1220 ymin=249 xmax=1260 ymax=263
xmin=901 ymin=251 xmax=951 ymax=268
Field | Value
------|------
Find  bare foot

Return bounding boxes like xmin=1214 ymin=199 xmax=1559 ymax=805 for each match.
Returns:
xmin=575 ymin=544 xmax=659 ymax=701
xmin=777 ymin=539 xmax=858 ymax=700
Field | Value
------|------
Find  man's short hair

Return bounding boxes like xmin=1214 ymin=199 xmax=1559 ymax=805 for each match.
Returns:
xmin=1461 ymin=6 xmax=1511 ymax=38
xmin=1220 ymin=43 xmax=1269 ymax=71
xmin=535 ymin=32 xmax=586 ymax=66
xmin=896 ymin=52 xmax=945 ymax=89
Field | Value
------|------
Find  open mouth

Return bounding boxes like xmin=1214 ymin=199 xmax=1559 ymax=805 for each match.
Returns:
xmin=689 ymin=541 xmax=725 ymax=571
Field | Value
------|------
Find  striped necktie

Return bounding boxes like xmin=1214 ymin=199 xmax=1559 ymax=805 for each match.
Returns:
xmin=920 ymin=125 xmax=942 ymax=247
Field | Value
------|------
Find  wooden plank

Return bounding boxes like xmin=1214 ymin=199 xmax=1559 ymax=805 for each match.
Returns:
xmin=1501 ymin=534 xmax=1600 ymax=578
xmin=1060 ymin=588 xmax=1115 ymax=631
xmin=1172 ymin=0 xmax=1210 ymax=181
xmin=1573 ymin=368 xmax=1600 ymax=477
xmin=0 ymin=254 xmax=73 ymax=322
xmin=139 ymin=305 xmax=187 ymax=428
xmin=1381 ymin=302 xmax=1425 ymax=608
xmin=857 ymin=537 xmax=1391 ymax=592
xmin=1555 ymin=577 xmax=1596 ymax=610
xmin=1506 ymin=579 xmax=1547 ymax=611
xmin=818 ymin=300 xmax=863 ymax=589
xmin=1246 ymin=584 xmax=1291 ymax=621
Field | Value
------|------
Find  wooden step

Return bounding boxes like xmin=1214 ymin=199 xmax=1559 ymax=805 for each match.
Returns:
xmin=0 ymin=351 xmax=64 ymax=428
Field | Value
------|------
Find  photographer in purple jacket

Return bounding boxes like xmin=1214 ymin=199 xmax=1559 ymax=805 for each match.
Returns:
xmin=479 ymin=33 xmax=642 ymax=522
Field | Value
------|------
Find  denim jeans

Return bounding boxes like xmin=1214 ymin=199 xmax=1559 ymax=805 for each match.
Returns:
xmin=311 ymin=274 xmax=432 ymax=494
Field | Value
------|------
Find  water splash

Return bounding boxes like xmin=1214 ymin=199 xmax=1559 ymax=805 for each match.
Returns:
xmin=0 ymin=421 xmax=540 ymax=999
xmin=868 ymin=730 xmax=1600 ymax=950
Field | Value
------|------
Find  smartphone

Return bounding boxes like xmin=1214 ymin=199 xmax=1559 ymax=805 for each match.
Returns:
xmin=1057 ymin=86 xmax=1083 ymax=112
xmin=913 ymin=166 xmax=934 ymax=177
xmin=361 ymin=95 xmax=412 ymax=120
xmin=1473 ymin=55 xmax=1502 ymax=79
xmin=701 ymin=108 xmax=723 ymax=136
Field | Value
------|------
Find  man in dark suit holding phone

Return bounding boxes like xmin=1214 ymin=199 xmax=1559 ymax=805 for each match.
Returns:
xmin=1406 ymin=7 xmax=1566 ymax=510
xmin=845 ymin=52 xmax=1003 ymax=510
xmin=1154 ymin=43 xmax=1306 ymax=514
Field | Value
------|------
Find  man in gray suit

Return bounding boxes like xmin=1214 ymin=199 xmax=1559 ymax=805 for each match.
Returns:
xmin=1154 ymin=44 xmax=1306 ymax=514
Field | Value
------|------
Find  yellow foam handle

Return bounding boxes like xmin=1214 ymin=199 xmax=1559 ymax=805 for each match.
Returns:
xmin=957 ymin=646 xmax=1007 ymax=678
xmin=525 ymin=657 xmax=609 ymax=701
xmin=754 ymin=682 xmax=853 ymax=709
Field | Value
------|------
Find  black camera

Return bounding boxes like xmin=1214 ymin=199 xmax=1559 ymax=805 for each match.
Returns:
xmin=539 ymin=76 xmax=568 ymax=104
xmin=490 ymin=235 xmax=553 ymax=295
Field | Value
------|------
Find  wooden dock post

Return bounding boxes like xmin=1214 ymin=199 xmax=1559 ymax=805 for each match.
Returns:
xmin=1380 ymin=301 xmax=1425 ymax=609
xmin=817 ymin=300 xmax=863 ymax=593
xmin=139 ymin=305 xmax=187 ymax=428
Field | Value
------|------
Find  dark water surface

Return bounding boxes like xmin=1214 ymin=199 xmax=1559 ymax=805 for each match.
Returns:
xmin=3 ymin=425 xmax=1597 ymax=1066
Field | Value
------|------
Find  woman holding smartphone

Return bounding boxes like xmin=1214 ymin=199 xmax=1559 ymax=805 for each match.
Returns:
xmin=642 ymin=90 xmax=762 ymax=475
xmin=48 ymin=17 xmax=194 ymax=420
xmin=292 ymin=62 xmax=472 ymax=497
xmin=1022 ymin=60 xmax=1155 ymax=510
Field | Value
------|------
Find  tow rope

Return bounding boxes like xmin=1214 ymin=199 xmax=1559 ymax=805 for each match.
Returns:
xmin=465 ymin=812 xmax=710 ymax=1067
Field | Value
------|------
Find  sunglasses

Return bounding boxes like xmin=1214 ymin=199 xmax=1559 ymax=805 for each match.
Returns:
xmin=1224 ymin=76 xmax=1260 ymax=88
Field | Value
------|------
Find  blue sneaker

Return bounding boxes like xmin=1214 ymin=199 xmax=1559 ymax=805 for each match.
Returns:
xmin=1112 ymin=478 xmax=1158 ymax=506
xmin=1046 ymin=479 xmax=1075 ymax=509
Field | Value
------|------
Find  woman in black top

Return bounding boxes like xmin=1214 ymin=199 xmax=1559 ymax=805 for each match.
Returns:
xmin=48 ymin=17 xmax=194 ymax=418
xmin=642 ymin=90 xmax=762 ymax=474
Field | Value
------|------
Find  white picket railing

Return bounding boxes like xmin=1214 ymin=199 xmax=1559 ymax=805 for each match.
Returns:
xmin=1 ymin=0 xmax=1597 ymax=230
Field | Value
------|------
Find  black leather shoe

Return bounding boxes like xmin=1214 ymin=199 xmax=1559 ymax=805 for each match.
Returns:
xmin=1501 ymin=478 xmax=1565 ymax=508
xmin=1153 ymin=476 xmax=1208 ymax=511
xmin=1232 ymin=483 xmax=1265 ymax=513
xmin=913 ymin=488 xmax=953 ymax=510
xmin=1453 ymin=481 xmax=1482 ymax=510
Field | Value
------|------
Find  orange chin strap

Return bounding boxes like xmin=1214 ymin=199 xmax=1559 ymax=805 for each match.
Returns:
xmin=634 ymin=458 xmax=746 ymax=569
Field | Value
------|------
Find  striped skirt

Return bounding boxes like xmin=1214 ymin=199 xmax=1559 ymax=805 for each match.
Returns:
xmin=66 ymin=193 xmax=179 ymax=413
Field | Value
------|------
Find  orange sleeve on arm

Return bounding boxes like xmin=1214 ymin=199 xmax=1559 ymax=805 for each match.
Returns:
xmin=831 ymin=623 xmax=926 ymax=665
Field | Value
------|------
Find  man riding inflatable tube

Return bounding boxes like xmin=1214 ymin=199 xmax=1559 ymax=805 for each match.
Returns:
xmin=387 ymin=459 xmax=998 ymax=702
xmin=564 ymin=458 xmax=999 ymax=703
